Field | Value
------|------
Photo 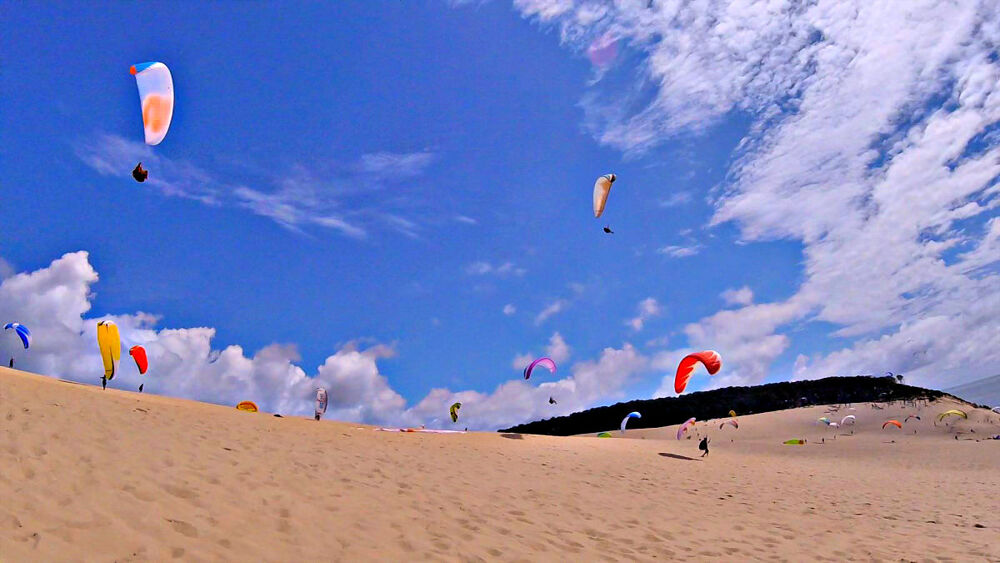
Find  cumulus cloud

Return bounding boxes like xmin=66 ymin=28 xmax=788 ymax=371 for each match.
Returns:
xmin=721 ymin=286 xmax=754 ymax=307
xmin=2 ymin=252 xmax=649 ymax=430
xmin=454 ymin=215 xmax=479 ymax=225
xmin=514 ymin=0 xmax=1000 ymax=390
xmin=546 ymin=332 xmax=571 ymax=363
xmin=626 ymin=297 xmax=661 ymax=332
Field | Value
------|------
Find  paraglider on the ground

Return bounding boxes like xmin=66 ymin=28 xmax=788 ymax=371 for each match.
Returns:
xmin=315 ymin=388 xmax=328 ymax=421
xmin=992 ymin=407 xmax=1000 ymax=414
xmin=937 ymin=409 xmax=967 ymax=422
xmin=828 ymin=422 xmax=840 ymax=429
xmin=97 ymin=321 xmax=121 ymax=389
xmin=4 ymin=323 xmax=31 ymax=350
xmin=674 ymin=350 xmax=722 ymax=394
xmin=596 ymin=432 xmax=613 ymax=438
xmin=676 ymin=417 xmax=696 ymax=440
xmin=882 ymin=420 xmax=902 ymax=430
xmin=904 ymin=415 xmax=920 ymax=423
xmin=841 ymin=415 xmax=856 ymax=426
xmin=817 ymin=417 xmax=831 ymax=425
xmin=620 ymin=411 xmax=641 ymax=434
xmin=236 ymin=401 xmax=258 ymax=412
xmin=719 ymin=420 xmax=738 ymax=430
xmin=592 ymin=173 xmax=616 ymax=218
xmin=549 ymin=396 xmax=557 ymax=405
xmin=129 ymin=345 xmax=148 ymax=392
xmin=129 ymin=346 xmax=148 ymax=374
xmin=783 ymin=439 xmax=806 ymax=445
xmin=4 ymin=323 xmax=30 ymax=368
xmin=450 ymin=402 xmax=462 ymax=423
xmin=729 ymin=410 xmax=737 ymax=417
xmin=523 ymin=357 xmax=556 ymax=380
xmin=603 ymin=226 xmax=614 ymax=234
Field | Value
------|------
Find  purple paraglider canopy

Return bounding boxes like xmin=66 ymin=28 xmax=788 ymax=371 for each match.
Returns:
xmin=523 ymin=357 xmax=557 ymax=380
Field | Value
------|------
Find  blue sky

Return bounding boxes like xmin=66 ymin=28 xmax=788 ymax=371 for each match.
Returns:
xmin=3 ymin=1 xmax=999 ymax=428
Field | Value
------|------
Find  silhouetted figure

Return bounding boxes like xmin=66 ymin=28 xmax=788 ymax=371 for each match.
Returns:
xmin=132 ymin=162 xmax=148 ymax=182
xmin=138 ymin=383 xmax=144 ymax=393
xmin=603 ymin=226 xmax=614 ymax=234
xmin=549 ymin=396 xmax=557 ymax=405
xmin=699 ymin=436 xmax=710 ymax=457
xmin=8 ymin=358 xmax=13 ymax=368
xmin=101 ymin=376 xmax=107 ymax=390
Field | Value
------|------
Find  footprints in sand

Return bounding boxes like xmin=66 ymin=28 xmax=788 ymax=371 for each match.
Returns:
xmin=165 ymin=518 xmax=199 ymax=538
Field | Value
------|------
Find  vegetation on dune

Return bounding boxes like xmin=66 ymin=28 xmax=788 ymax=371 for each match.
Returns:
xmin=499 ymin=376 xmax=964 ymax=436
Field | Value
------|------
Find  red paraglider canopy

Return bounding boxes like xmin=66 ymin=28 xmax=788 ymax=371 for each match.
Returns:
xmin=129 ymin=345 xmax=148 ymax=375
xmin=674 ymin=350 xmax=722 ymax=394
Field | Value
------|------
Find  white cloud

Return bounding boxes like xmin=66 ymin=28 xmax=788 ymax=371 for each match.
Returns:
xmin=511 ymin=353 xmax=534 ymax=371
xmin=626 ymin=297 xmax=661 ymax=332
xmin=514 ymin=0 xmax=1000 ymax=390
xmin=503 ymin=304 xmax=517 ymax=316
xmin=465 ymin=261 xmax=527 ymax=277
xmin=659 ymin=191 xmax=693 ymax=207
xmin=357 ymin=151 xmax=434 ymax=180
xmin=0 ymin=257 xmax=14 ymax=279
xmin=721 ymin=286 xmax=754 ymax=307
xmin=658 ymin=244 xmax=702 ymax=258
xmin=546 ymin=332 xmax=571 ymax=363
xmin=78 ymin=135 xmax=432 ymax=240
xmin=454 ymin=215 xmax=478 ymax=225
xmin=534 ymin=298 xmax=568 ymax=325
xmin=1 ymin=252 xmax=651 ymax=431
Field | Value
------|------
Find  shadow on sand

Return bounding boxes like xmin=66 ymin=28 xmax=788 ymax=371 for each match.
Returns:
xmin=500 ymin=433 xmax=524 ymax=440
xmin=658 ymin=452 xmax=700 ymax=461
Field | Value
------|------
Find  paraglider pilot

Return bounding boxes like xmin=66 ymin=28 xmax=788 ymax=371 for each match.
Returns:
xmin=132 ymin=162 xmax=148 ymax=183
xmin=699 ymin=436 xmax=710 ymax=457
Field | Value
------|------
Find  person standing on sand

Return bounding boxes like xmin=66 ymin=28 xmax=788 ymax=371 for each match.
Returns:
xmin=699 ymin=436 xmax=710 ymax=457
xmin=101 ymin=375 xmax=107 ymax=390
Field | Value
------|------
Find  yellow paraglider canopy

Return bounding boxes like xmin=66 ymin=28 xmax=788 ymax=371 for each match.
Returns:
xmin=96 ymin=321 xmax=121 ymax=380
xmin=236 ymin=401 xmax=259 ymax=413
xmin=937 ymin=409 xmax=967 ymax=422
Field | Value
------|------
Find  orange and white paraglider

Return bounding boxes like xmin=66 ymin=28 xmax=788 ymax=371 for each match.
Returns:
xmin=674 ymin=351 xmax=722 ymax=394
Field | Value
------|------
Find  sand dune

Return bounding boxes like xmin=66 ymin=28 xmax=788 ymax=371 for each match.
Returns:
xmin=2 ymin=367 xmax=998 ymax=561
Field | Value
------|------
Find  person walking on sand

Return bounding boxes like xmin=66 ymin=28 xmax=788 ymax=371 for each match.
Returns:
xmin=699 ymin=436 xmax=710 ymax=457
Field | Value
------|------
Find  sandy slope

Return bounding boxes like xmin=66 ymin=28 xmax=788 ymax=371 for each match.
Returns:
xmin=2 ymin=367 xmax=998 ymax=562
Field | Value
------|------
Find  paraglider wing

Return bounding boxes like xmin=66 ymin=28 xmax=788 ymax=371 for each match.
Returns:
xmin=676 ymin=417 xmax=696 ymax=440
xmin=829 ymin=422 xmax=839 ymax=428
xmin=903 ymin=415 xmax=920 ymax=423
xmin=523 ymin=357 xmax=557 ymax=380
xmin=316 ymin=388 xmax=329 ymax=416
xmin=817 ymin=417 xmax=831 ymax=425
xmin=596 ymin=432 xmax=613 ymax=438
xmin=96 ymin=321 xmax=122 ymax=379
xmin=719 ymin=420 xmax=738 ymax=430
xmin=4 ymin=323 xmax=31 ymax=349
xmin=729 ymin=410 xmax=737 ymax=418
xmin=783 ymin=439 xmax=806 ymax=445
xmin=937 ymin=409 xmax=968 ymax=422
xmin=130 ymin=62 xmax=174 ymax=145
xmin=592 ymin=174 xmax=615 ymax=218
xmin=236 ymin=401 xmax=259 ymax=412
xmin=992 ymin=407 xmax=1000 ymax=414
xmin=841 ymin=415 xmax=856 ymax=426
xmin=674 ymin=350 xmax=722 ymax=394
xmin=128 ymin=345 xmax=148 ymax=374
xmin=882 ymin=420 xmax=902 ymax=430
xmin=450 ymin=402 xmax=462 ymax=423
xmin=620 ymin=411 xmax=641 ymax=434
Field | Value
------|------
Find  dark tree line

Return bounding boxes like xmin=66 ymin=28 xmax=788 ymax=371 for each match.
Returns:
xmin=499 ymin=376 xmax=952 ymax=436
